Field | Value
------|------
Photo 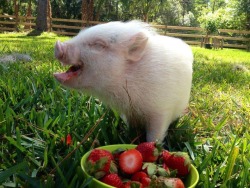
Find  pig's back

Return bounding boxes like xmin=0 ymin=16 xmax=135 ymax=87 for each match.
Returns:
xmin=126 ymin=35 xmax=193 ymax=118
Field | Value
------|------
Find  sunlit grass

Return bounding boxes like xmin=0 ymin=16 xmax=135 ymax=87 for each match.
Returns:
xmin=192 ymin=47 xmax=250 ymax=64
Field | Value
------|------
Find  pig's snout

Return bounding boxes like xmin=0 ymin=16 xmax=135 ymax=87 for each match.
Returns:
xmin=55 ymin=40 xmax=66 ymax=61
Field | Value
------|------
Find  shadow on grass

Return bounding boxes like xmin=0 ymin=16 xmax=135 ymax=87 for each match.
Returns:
xmin=27 ymin=30 xmax=44 ymax=36
xmin=163 ymin=117 xmax=196 ymax=152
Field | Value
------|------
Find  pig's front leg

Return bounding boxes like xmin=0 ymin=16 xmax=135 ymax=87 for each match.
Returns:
xmin=146 ymin=114 xmax=172 ymax=142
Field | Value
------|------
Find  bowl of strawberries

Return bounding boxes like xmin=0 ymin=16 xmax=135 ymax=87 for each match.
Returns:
xmin=81 ymin=142 xmax=199 ymax=188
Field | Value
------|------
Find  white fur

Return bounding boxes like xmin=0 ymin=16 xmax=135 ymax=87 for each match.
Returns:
xmin=54 ymin=21 xmax=193 ymax=142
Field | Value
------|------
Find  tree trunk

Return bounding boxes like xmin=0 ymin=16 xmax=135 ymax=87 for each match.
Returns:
xmin=143 ymin=13 xmax=148 ymax=22
xmin=36 ymin=0 xmax=48 ymax=31
xmin=25 ymin=0 xmax=32 ymax=29
xmin=47 ymin=0 xmax=52 ymax=31
xmin=89 ymin=0 xmax=94 ymax=21
xmin=81 ymin=0 xmax=88 ymax=26
xmin=246 ymin=14 xmax=250 ymax=30
xmin=14 ymin=0 xmax=19 ymax=31
xmin=212 ymin=0 xmax=216 ymax=13
xmin=115 ymin=0 xmax=119 ymax=20
xmin=81 ymin=0 xmax=94 ymax=26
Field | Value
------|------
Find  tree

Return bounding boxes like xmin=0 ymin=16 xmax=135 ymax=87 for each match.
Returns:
xmin=81 ymin=0 xmax=94 ymax=25
xmin=236 ymin=0 xmax=250 ymax=29
xmin=14 ymin=0 xmax=19 ymax=29
xmin=197 ymin=0 xmax=250 ymax=30
xmin=36 ymin=0 xmax=48 ymax=31
xmin=0 ymin=0 xmax=248 ymax=30
xmin=152 ymin=0 xmax=184 ymax=25
xmin=129 ymin=0 xmax=162 ymax=22
xmin=47 ymin=0 xmax=52 ymax=31
xmin=25 ymin=0 xmax=32 ymax=29
xmin=140 ymin=0 xmax=160 ymax=22
xmin=0 ymin=0 xmax=13 ymax=15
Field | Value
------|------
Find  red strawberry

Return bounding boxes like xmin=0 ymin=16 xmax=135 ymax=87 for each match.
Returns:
xmin=136 ymin=142 xmax=162 ymax=162
xmin=86 ymin=149 xmax=116 ymax=179
xmin=131 ymin=171 xmax=148 ymax=182
xmin=122 ymin=181 xmax=143 ymax=188
xmin=163 ymin=178 xmax=185 ymax=188
xmin=66 ymin=134 xmax=72 ymax=145
xmin=119 ymin=149 xmax=143 ymax=174
xmin=141 ymin=177 xmax=151 ymax=187
xmin=131 ymin=171 xmax=151 ymax=187
xmin=101 ymin=173 xmax=123 ymax=188
xmin=162 ymin=150 xmax=191 ymax=177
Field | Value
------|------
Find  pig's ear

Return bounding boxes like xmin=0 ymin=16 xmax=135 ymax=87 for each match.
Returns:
xmin=126 ymin=32 xmax=148 ymax=62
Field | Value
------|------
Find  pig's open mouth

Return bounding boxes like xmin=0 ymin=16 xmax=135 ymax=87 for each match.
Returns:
xmin=54 ymin=64 xmax=82 ymax=83
xmin=66 ymin=64 xmax=82 ymax=73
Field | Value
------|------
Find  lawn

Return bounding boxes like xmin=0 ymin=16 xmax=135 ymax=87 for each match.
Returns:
xmin=0 ymin=33 xmax=249 ymax=188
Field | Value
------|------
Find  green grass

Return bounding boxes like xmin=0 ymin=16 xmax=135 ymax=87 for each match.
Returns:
xmin=0 ymin=33 xmax=249 ymax=188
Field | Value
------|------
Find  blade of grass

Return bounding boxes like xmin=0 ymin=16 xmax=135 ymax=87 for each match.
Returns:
xmin=184 ymin=141 xmax=195 ymax=160
xmin=5 ymin=106 xmax=15 ymax=136
xmin=239 ymin=156 xmax=249 ymax=188
xmin=99 ymin=114 xmax=111 ymax=144
xmin=51 ymin=156 xmax=69 ymax=187
xmin=68 ymin=97 xmax=72 ymax=117
xmin=42 ymin=146 xmax=48 ymax=169
xmin=27 ymin=155 xmax=41 ymax=168
xmin=45 ymin=175 xmax=55 ymax=188
xmin=81 ymin=177 xmax=93 ymax=188
xmin=68 ymin=174 xmax=78 ymax=188
xmin=16 ymin=127 xmax=23 ymax=162
xmin=211 ymin=163 xmax=223 ymax=187
xmin=0 ymin=161 xmax=28 ymax=183
xmin=5 ymin=136 xmax=26 ymax=153
xmin=222 ymin=145 xmax=239 ymax=184
xmin=49 ymin=111 xmax=107 ymax=174
xmin=215 ymin=115 xmax=228 ymax=131
xmin=198 ymin=142 xmax=219 ymax=172
xmin=196 ymin=108 xmax=214 ymax=128
xmin=204 ymin=167 xmax=209 ymax=188
xmin=18 ymin=173 xmax=43 ymax=187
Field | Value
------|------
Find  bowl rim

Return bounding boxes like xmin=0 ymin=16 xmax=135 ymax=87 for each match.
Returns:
xmin=81 ymin=144 xmax=199 ymax=188
xmin=188 ymin=164 xmax=199 ymax=188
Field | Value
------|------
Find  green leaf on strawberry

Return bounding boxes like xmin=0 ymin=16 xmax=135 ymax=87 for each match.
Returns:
xmin=142 ymin=163 xmax=157 ymax=177
xmin=157 ymin=167 xmax=170 ymax=177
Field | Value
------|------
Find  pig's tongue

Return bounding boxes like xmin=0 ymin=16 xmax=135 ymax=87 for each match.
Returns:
xmin=54 ymin=65 xmax=80 ymax=83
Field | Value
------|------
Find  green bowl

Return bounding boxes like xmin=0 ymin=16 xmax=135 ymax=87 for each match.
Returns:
xmin=81 ymin=144 xmax=199 ymax=188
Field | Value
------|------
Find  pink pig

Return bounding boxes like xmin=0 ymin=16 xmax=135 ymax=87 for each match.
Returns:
xmin=54 ymin=21 xmax=193 ymax=142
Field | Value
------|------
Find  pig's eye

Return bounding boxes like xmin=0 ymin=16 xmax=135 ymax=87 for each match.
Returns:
xmin=89 ymin=40 xmax=107 ymax=51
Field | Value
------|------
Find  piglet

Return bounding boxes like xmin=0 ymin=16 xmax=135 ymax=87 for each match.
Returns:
xmin=54 ymin=21 xmax=193 ymax=142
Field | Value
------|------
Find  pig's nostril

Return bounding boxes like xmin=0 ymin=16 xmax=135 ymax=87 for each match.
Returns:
xmin=55 ymin=41 xmax=66 ymax=60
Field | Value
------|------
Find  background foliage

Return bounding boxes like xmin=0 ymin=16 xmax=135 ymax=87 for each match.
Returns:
xmin=0 ymin=0 xmax=249 ymax=29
